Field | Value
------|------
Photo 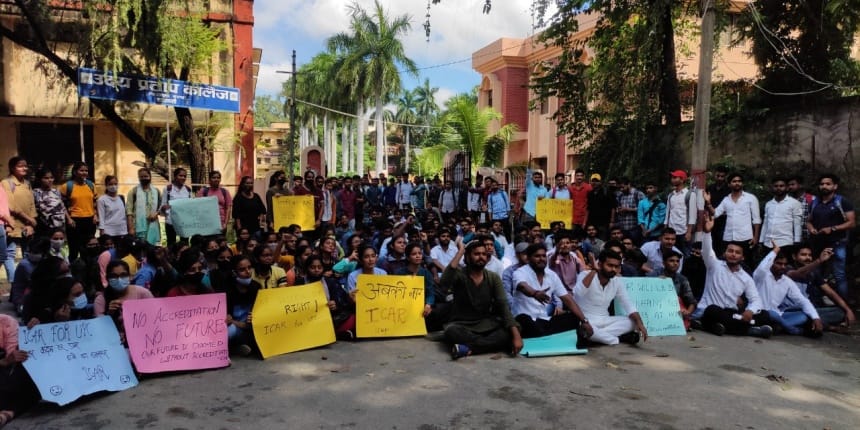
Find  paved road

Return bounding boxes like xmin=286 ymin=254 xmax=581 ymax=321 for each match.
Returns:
xmin=7 ymin=327 xmax=860 ymax=430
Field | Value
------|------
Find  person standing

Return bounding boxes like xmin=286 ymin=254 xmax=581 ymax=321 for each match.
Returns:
xmin=1 ymin=158 xmax=37 ymax=281
xmin=637 ymin=181 xmax=666 ymax=243
xmin=664 ymin=170 xmax=698 ymax=256
xmin=437 ymin=181 xmax=457 ymax=222
xmin=265 ymin=170 xmax=288 ymax=232
xmin=705 ymin=173 xmax=761 ymax=263
xmin=160 ymin=167 xmax=193 ymax=246
xmin=759 ymin=176 xmax=802 ymax=256
xmin=196 ymin=170 xmax=233 ymax=233
xmin=126 ymin=167 xmax=161 ymax=246
xmin=96 ymin=175 xmax=128 ymax=239
xmin=806 ymin=173 xmax=856 ymax=301
xmin=59 ymin=161 xmax=97 ymax=261
xmin=232 ymin=176 xmax=267 ymax=239
xmin=586 ymin=174 xmax=615 ymax=239
xmin=486 ymin=178 xmax=511 ymax=240
xmin=787 ymin=175 xmax=815 ymax=240
xmin=395 ymin=173 xmax=414 ymax=210
xmin=32 ymin=167 xmax=72 ymax=238
xmin=706 ymin=166 xmax=731 ymax=252
xmin=614 ymin=177 xmax=645 ymax=245
xmin=523 ymin=161 xmax=548 ymax=225
xmin=569 ymin=170 xmax=592 ymax=229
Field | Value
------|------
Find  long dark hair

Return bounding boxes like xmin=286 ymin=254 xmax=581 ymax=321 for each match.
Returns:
xmin=70 ymin=161 xmax=88 ymax=181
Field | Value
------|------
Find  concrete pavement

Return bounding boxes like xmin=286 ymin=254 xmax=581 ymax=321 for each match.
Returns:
xmin=7 ymin=327 xmax=860 ymax=430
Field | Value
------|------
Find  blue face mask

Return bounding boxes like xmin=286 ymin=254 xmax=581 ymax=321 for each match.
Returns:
xmin=109 ymin=277 xmax=130 ymax=292
xmin=236 ymin=276 xmax=252 ymax=286
xmin=72 ymin=293 xmax=88 ymax=309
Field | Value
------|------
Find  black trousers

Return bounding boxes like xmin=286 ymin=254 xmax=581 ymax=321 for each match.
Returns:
xmin=165 ymin=223 xmax=188 ymax=247
xmin=444 ymin=323 xmax=512 ymax=354
xmin=0 ymin=364 xmax=40 ymax=414
xmin=68 ymin=216 xmax=96 ymax=261
xmin=702 ymin=305 xmax=773 ymax=335
xmin=515 ymin=312 xmax=580 ymax=338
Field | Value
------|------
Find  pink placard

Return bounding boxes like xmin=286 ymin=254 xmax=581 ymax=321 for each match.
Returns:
xmin=122 ymin=293 xmax=230 ymax=373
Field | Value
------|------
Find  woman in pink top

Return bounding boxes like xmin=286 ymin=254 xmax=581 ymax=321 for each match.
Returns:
xmin=95 ymin=260 xmax=153 ymax=343
xmin=0 ymin=314 xmax=40 ymax=426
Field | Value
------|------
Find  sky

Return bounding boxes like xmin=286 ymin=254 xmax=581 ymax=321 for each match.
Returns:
xmin=253 ymin=0 xmax=545 ymax=105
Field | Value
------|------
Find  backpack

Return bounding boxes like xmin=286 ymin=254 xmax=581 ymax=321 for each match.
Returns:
xmin=127 ymin=186 xmax=161 ymax=212
xmin=810 ymin=194 xmax=847 ymax=222
xmin=166 ymin=183 xmax=192 ymax=203
xmin=201 ymin=186 xmax=228 ymax=200
xmin=63 ymin=179 xmax=95 ymax=207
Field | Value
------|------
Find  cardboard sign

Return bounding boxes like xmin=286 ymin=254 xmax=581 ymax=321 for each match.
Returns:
xmin=355 ymin=275 xmax=427 ymax=338
xmin=122 ymin=294 xmax=230 ymax=373
xmin=272 ymin=195 xmax=315 ymax=231
xmin=615 ymin=277 xmax=686 ymax=336
xmin=520 ymin=330 xmax=588 ymax=357
xmin=19 ymin=316 xmax=139 ymax=405
xmin=536 ymin=198 xmax=573 ymax=229
xmin=252 ymin=282 xmax=335 ymax=358
xmin=170 ymin=196 xmax=222 ymax=237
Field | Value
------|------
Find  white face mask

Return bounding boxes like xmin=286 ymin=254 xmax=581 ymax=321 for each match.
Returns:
xmin=107 ymin=185 xmax=118 ymax=194
xmin=51 ymin=239 xmax=65 ymax=250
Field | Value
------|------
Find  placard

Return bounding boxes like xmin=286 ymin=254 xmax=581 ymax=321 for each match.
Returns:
xmin=122 ymin=294 xmax=229 ymax=373
xmin=355 ymin=275 xmax=427 ymax=338
xmin=520 ymin=330 xmax=588 ymax=357
xmin=272 ymin=195 xmax=316 ymax=231
xmin=536 ymin=198 xmax=573 ymax=229
xmin=18 ymin=316 xmax=139 ymax=406
xmin=170 ymin=196 xmax=222 ymax=237
xmin=615 ymin=277 xmax=686 ymax=336
xmin=252 ymin=282 xmax=335 ymax=358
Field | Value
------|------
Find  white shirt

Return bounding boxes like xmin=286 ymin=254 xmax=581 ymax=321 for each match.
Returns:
xmin=640 ymin=241 xmax=683 ymax=273
xmin=97 ymin=194 xmax=128 ymax=236
xmin=696 ymin=233 xmax=763 ymax=313
xmin=713 ymin=191 xmax=761 ymax=242
xmin=664 ymin=187 xmax=698 ymax=235
xmin=321 ymin=189 xmax=334 ymax=222
xmin=396 ymin=182 xmax=414 ymax=208
xmin=512 ymin=265 xmax=569 ymax=321
xmin=467 ymin=191 xmax=481 ymax=212
xmin=573 ymin=271 xmax=637 ymax=318
xmin=759 ymin=196 xmax=802 ymax=247
xmin=549 ymin=186 xmax=571 ymax=199
xmin=753 ymin=251 xmax=819 ymax=319
xmin=438 ymin=189 xmax=457 ymax=213
xmin=161 ymin=183 xmax=192 ymax=224
xmin=430 ymin=243 xmax=458 ymax=270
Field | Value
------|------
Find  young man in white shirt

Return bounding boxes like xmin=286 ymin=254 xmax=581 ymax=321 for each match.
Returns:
xmin=664 ymin=170 xmax=698 ymax=256
xmin=753 ymin=242 xmax=823 ymax=337
xmin=160 ymin=167 xmax=193 ymax=247
xmin=759 ymin=177 xmax=802 ymax=256
xmin=691 ymin=215 xmax=774 ymax=338
xmin=706 ymin=173 xmax=761 ymax=259
xmin=573 ymin=249 xmax=648 ymax=346
xmin=640 ymin=228 xmax=683 ymax=273
xmin=430 ymin=228 xmax=458 ymax=276
xmin=512 ymin=243 xmax=591 ymax=338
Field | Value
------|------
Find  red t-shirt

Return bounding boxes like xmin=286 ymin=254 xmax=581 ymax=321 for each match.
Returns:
xmin=568 ymin=182 xmax=592 ymax=226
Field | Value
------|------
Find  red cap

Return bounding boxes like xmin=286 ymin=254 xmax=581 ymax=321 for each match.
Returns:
xmin=670 ymin=170 xmax=688 ymax=181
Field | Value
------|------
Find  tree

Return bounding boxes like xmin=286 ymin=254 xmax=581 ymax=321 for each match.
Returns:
xmin=414 ymin=78 xmax=440 ymax=126
xmin=737 ymin=0 xmax=860 ymax=106
xmin=530 ymin=0 xmax=684 ymax=182
xmin=395 ymin=89 xmax=418 ymax=172
xmin=0 ymin=1 xmax=227 ymax=182
xmin=329 ymin=0 xmax=418 ymax=175
xmin=254 ymin=95 xmax=287 ymax=128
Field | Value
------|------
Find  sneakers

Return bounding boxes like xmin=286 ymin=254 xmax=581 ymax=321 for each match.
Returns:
xmin=236 ymin=344 xmax=253 ymax=357
xmin=690 ymin=319 xmax=703 ymax=331
xmin=747 ymin=325 xmax=773 ymax=339
xmin=710 ymin=322 xmax=726 ymax=336
xmin=451 ymin=344 xmax=471 ymax=360
xmin=336 ymin=330 xmax=355 ymax=341
xmin=618 ymin=331 xmax=640 ymax=345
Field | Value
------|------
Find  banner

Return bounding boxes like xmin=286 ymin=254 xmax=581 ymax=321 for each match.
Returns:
xmin=252 ymin=282 xmax=335 ymax=358
xmin=520 ymin=330 xmax=588 ymax=357
xmin=78 ymin=68 xmax=240 ymax=112
xmin=170 ymin=196 xmax=222 ymax=237
xmin=272 ymin=195 xmax=316 ymax=231
xmin=536 ymin=198 xmax=573 ymax=229
xmin=355 ymin=275 xmax=427 ymax=338
xmin=122 ymin=294 xmax=229 ymax=373
xmin=18 ymin=316 xmax=139 ymax=406
xmin=615 ymin=277 xmax=686 ymax=336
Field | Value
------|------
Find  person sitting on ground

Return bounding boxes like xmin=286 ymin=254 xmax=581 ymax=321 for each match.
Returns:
xmin=10 ymin=238 xmax=49 ymax=315
xmin=502 ymin=242 xmax=530 ymax=313
xmin=166 ymin=249 xmax=214 ymax=297
xmin=24 ymin=277 xmax=94 ymax=328
xmin=347 ymin=244 xmax=387 ymax=293
xmin=754 ymin=242 xmax=823 ymax=337
xmin=395 ymin=243 xmax=437 ymax=331
xmin=512 ymin=243 xmax=593 ymax=339
xmin=225 ymin=255 xmax=260 ymax=356
xmin=302 ymin=255 xmax=355 ymax=340
xmin=96 ymin=260 xmax=154 ymax=343
xmin=251 ymin=244 xmax=288 ymax=289
xmin=785 ymin=245 xmax=855 ymax=331
xmin=547 ymin=231 xmax=586 ymax=292
xmin=640 ymin=228 xmax=683 ymax=273
xmin=573 ymin=250 xmax=648 ymax=346
xmin=443 ymin=238 xmax=523 ymax=360
xmin=690 ymin=215 xmax=774 ymax=338
xmin=649 ymin=250 xmax=697 ymax=330
xmin=377 ymin=233 xmax=408 ymax=274
xmin=209 ymin=247 xmax=235 ymax=293
xmin=0 ymin=314 xmax=40 ymax=428
xmin=621 ymin=248 xmax=649 ymax=277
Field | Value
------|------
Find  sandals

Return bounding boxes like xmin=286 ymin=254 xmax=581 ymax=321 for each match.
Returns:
xmin=0 ymin=410 xmax=15 ymax=428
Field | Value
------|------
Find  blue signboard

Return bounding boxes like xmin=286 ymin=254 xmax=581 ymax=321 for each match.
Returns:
xmin=78 ymin=67 xmax=240 ymax=112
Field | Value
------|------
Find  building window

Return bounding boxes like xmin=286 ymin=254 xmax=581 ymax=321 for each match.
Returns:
xmin=257 ymin=157 xmax=262 ymax=164
xmin=487 ymin=90 xmax=493 ymax=108
xmin=540 ymin=98 xmax=548 ymax=115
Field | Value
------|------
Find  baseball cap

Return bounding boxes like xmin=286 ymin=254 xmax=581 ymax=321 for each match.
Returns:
xmin=670 ymin=170 xmax=688 ymax=181
xmin=590 ymin=173 xmax=602 ymax=181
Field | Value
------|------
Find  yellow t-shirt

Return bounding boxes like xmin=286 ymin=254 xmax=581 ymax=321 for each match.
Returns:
xmin=59 ymin=181 xmax=96 ymax=218
xmin=251 ymin=265 xmax=288 ymax=289
xmin=121 ymin=254 xmax=140 ymax=277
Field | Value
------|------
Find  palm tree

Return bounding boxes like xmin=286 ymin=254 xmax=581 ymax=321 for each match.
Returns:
xmin=329 ymin=0 xmax=418 ymax=175
xmin=395 ymin=89 xmax=418 ymax=172
xmin=414 ymin=78 xmax=440 ymax=125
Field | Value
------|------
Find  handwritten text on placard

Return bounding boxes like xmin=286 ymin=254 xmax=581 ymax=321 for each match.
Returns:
xmin=356 ymin=275 xmax=427 ymax=338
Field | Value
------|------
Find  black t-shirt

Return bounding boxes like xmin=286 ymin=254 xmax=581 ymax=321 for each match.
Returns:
xmin=587 ymin=189 xmax=617 ymax=225
xmin=232 ymin=192 xmax=267 ymax=234
xmin=809 ymin=195 xmax=853 ymax=245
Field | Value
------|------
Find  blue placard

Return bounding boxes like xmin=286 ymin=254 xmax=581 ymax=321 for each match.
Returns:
xmin=18 ymin=316 xmax=139 ymax=406
xmin=169 ymin=196 xmax=223 ymax=237
xmin=78 ymin=67 xmax=240 ymax=112
xmin=616 ymin=277 xmax=687 ymax=336
xmin=520 ymin=330 xmax=588 ymax=357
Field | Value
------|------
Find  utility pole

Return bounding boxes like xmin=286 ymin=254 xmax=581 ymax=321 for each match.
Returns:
xmin=691 ymin=1 xmax=715 ymax=189
xmin=288 ymin=50 xmax=297 ymax=190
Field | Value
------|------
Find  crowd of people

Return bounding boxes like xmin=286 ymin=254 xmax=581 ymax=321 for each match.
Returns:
xmin=0 ymin=156 xmax=857 ymax=427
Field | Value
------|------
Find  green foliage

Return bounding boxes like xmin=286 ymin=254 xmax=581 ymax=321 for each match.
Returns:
xmin=254 ymin=95 xmax=287 ymax=128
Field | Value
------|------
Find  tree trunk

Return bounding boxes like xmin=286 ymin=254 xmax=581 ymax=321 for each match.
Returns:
xmin=343 ymin=121 xmax=350 ymax=174
xmin=356 ymin=102 xmax=365 ymax=175
xmin=659 ymin=3 xmax=682 ymax=126
xmin=405 ymin=128 xmax=410 ymax=173
xmin=375 ymin=96 xmax=385 ymax=174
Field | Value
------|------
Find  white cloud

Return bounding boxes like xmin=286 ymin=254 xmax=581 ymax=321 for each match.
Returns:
xmin=436 ymin=87 xmax=457 ymax=106
xmin=253 ymin=1 xmax=547 ymax=98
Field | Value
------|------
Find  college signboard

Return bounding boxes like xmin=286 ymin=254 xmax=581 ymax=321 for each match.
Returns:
xmin=78 ymin=68 xmax=240 ymax=112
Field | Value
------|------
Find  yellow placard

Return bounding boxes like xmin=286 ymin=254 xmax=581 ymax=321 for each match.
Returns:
xmin=251 ymin=282 xmax=335 ymax=358
xmin=355 ymin=275 xmax=427 ymax=338
xmin=536 ymin=198 xmax=573 ymax=229
xmin=272 ymin=195 xmax=316 ymax=231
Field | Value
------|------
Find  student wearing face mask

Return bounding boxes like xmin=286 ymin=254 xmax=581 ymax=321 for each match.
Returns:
xmin=299 ymin=254 xmax=355 ymax=340
xmin=23 ymin=277 xmax=93 ymax=328
xmin=126 ymin=168 xmax=161 ymax=246
xmin=10 ymin=238 xmax=50 ymax=315
xmin=251 ymin=244 xmax=288 ymax=289
xmin=47 ymin=228 xmax=69 ymax=262
xmin=209 ymin=247 xmax=235 ymax=293
xmin=232 ymin=175 xmax=267 ymax=239
xmin=97 ymin=175 xmax=128 ymax=239
xmin=166 ymin=249 xmax=214 ymax=297
xmin=22 ymin=256 xmax=73 ymax=322
xmin=133 ymin=246 xmax=178 ymax=296
xmin=95 ymin=260 xmax=154 ymax=342
xmin=225 ymin=255 xmax=261 ymax=356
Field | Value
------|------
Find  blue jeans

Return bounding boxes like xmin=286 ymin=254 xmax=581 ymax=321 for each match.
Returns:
xmin=816 ymin=306 xmax=846 ymax=327
xmin=767 ymin=310 xmax=809 ymax=335
xmin=830 ymin=242 xmax=849 ymax=300
xmin=3 ymin=235 xmax=16 ymax=283
xmin=0 ymin=227 xmax=8 ymax=274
